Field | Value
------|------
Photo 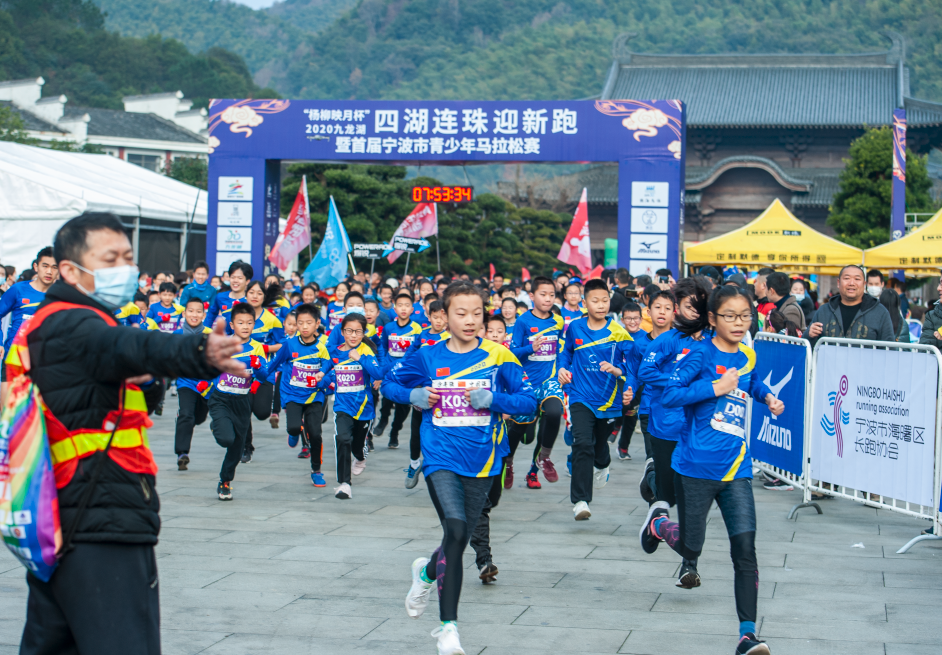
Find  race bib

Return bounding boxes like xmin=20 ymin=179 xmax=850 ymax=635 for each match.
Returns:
xmin=217 ymin=372 xmax=251 ymax=395
xmin=388 ymin=334 xmax=414 ymax=358
xmin=529 ymin=334 xmax=558 ymax=361
xmin=335 ymin=364 xmax=365 ymax=393
xmin=710 ymin=388 xmax=748 ymax=438
xmin=159 ymin=320 xmax=177 ymax=333
xmin=328 ymin=312 xmax=344 ymax=329
xmin=289 ymin=360 xmax=321 ymax=388
xmin=431 ymin=379 xmax=492 ymax=427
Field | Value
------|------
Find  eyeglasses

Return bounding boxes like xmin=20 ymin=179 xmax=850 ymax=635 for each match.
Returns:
xmin=716 ymin=313 xmax=752 ymax=323
xmin=343 ymin=329 xmax=364 ymax=336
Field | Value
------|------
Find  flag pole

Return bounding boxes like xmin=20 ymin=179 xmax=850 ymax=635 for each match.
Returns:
xmin=404 ymin=252 xmax=411 ymax=277
xmin=434 ymin=202 xmax=441 ymax=272
xmin=436 ymin=236 xmax=441 ymax=272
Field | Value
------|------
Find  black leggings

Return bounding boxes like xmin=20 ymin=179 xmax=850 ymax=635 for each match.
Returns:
xmin=470 ymin=468 xmax=504 ymax=568
xmin=333 ymin=412 xmax=369 ymax=484
xmin=242 ymin=381 xmax=275 ymax=454
xmin=410 ymin=409 xmax=423 ymax=461
xmin=650 ymin=435 xmax=678 ymax=506
xmin=286 ymin=401 xmax=323 ymax=471
xmin=506 ymin=397 xmax=563 ymax=463
xmin=424 ymin=470 xmax=493 ymax=621
xmin=507 ymin=421 xmax=537 ymax=461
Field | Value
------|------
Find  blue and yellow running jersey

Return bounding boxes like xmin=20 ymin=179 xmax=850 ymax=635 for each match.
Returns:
xmin=252 ymin=308 xmax=285 ymax=346
xmin=204 ymin=291 xmax=246 ymax=328
xmin=212 ymin=339 xmax=270 ymax=397
xmin=405 ymin=327 xmax=450 ymax=357
xmin=382 ymin=338 xmax=536 ymax=478
xmin=557 ymin=316 xmax=636 ymax=418
xmin=145 ymin=302 xmax=185 ymax=333
xmin=510 ymin=310 xmax=565 ymax=387
xmin=318 ymin=343 xmax=384 ymax=420
xmin=0 ymin=281 xmax=45 ymax=351
xmin=560 ymin=304 xmax=586 ymax=334
xmin=663 ymin=339 xmax=772 ymax=482
xmin=637 ymin=328 xmax=701 ymax=441
xmin=113 ymin=302 xmax=143 ymax=328
xmin=173 ymin=326 xmax=215 ymax=396
xmin=268 ymin=334 xmax=330 ymax=405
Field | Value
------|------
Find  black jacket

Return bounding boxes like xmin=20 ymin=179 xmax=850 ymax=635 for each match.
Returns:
xmin=27 ymin=281 xmax=220 ymax=544
xmin=808 ymin=293 xmax=896 ymax=349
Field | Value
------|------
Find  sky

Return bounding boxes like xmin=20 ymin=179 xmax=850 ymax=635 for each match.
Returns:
xmin=227 ymin=0 xmax=279 ymax=9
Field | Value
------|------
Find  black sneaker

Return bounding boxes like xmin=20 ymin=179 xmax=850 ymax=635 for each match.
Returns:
xmin=922 ymin=525 xmax=934 ymax=535
xmin=240 ymin=450 xmax=253 ymax=464
xmin=367 ymin=436 xmax=375 ymax=452
xmin=388 ymin=439 xmax=399 ymax=449
xmin=639 ymin=502 xmax=669 ymax=554
xmin=639 ymin=458 xmax=655 ymax=504
xmin=373 ymin=421 xmax=387 ymax=437
xmin=478 ymin=561 xmax=498 ymax=584
xmin=735 ymin=632 xmax=770 ymax=655
xmin=762 ymin=477 xmax=793 ymax=491
xmin=154 ymin=403 xmax=163 ymax=417
xmin=217 ymin=480 xmax=232 ymax=501
xmin=177 ymin=454 xmax=189 ymax=471
xmin=676 ymin=560 xmax=701 ymax=589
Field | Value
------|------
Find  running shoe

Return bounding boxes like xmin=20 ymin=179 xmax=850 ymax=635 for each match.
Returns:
xmin=431 ymin=623 xmax=465 ymax=655
xmin=169 ymin=383 xmax=177 ymax=397
xmin=217 ymin=480 xmax=232 ymax=501
xmin=526 ymin=471 xmax=541 ymax=489
xmin=311 ymin=472 xmax=326 ymax=487
xmin=288 ymin=432 xmax=299 ymax=448
xmin=762 ymin=477 xmax=793 ymax=492
xmin=640 ymin=501 xmax=669 ymax=554
xmin=676 ymin=560 xmax=701 ymax=589
xmin=388 ymin=438 xmax=399 ymax=449
xmin=608 ymin=429 xmax=617 ymax=443
xmin=373 ymin=421 xmax=387 ymax=437
xmin=573 ymin=500 xmax=591 ymax=521
xmin=240 ymin=450 xmax=252 ymax=464
xmin=367 ymin=436 xmax=375 ymax=452
xmin=334 ymin=482 xmax=352 ymax=499
xmin=299 ymin=447 xmax=311 ymax=459
xmin=478 ymin=561 xmax=498 ymax=584
xmin=177 ymin=454 xmax=189 ymax=471
xmin=269 ymin=414 xmax=279 ymax=429
xmin=405 ymin=464 xmax=421 ymax=489
xmin=405 ymin=557 xmax=434 ymax=618
xmin=352 ymin=458 xmax=366 ymax=476
xmin=537 ymin=454 xmax=558 ymax=483
xmin=735 ymin=632 xmax=771 ymax=655
xmin=593 ymin=466 xmax=610 ymax=489
xmin=154 ymin=403 xmax=163 ymax=417
xmin=617 ymin=448 xmax=631 ymax=461
xmin=922 ymin=525 xmax=935 ymax=535
xmin=639 ymin=458 xmax=655 ymax=504
xmin=503 ymin=462 xmax=514 ymax=489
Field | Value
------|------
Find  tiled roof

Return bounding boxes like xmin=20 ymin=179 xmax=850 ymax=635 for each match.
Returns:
xmin=905 ymin=97 xmax=942 ymax=127
xmin=64 ymin=106 xmax=206 ymax=143
xmin=1 ymin=101 xmax=67 ymax=133
xmin=792 ymin=174 xmax=841 ymax=207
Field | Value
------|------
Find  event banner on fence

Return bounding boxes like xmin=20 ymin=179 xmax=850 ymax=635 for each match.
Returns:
xmin=749 ymin=339 xmax=806 ymax=477
xmin=810 ymin=345 xmax=938 ymax=506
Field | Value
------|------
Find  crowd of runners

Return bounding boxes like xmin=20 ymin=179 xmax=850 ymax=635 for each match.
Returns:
xmin=15 ymin=246 xmax=924 ymax=655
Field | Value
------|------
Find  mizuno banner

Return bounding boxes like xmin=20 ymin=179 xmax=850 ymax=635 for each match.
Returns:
xmin=750 ymin=337 xmax=807 ymax=477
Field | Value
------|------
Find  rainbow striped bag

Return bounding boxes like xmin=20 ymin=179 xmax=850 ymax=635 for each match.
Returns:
xmin=0 ymin=373 xmax=62 ymax=582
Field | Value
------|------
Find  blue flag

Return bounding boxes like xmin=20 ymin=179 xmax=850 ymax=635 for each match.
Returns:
xmin=303 ymin=196 xmax=351 ymax=288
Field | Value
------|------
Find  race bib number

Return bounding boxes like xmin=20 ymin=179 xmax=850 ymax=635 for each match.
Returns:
xmin=529 ymin=334 xmax=558 ymax=361
xmin=217 ymin=372 xmax=251 ymax=395
xmin=159 ymin=320 xmax=176 ymax=333
xmin=388 ymin=334 xmax=414 ymax=358
xmin=289 ymin=360 xmax=321 ymax=388
xmin=711 ymin=388 xmax=748 ymax=438
xmin=328 ymin=311 xmax=344 ymax=329
xmin=336 ymin=364 xmax=365 ymax=393
xmin=431 ymin=379 xmax=492 ymax=427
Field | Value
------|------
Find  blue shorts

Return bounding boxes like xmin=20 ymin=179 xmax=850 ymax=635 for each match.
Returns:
xmin=509 ymin=378 xmax=563 ymax=425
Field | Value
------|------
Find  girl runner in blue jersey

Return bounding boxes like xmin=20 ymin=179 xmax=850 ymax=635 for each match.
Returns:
xmin=640 ymin=284 xmax=783 ymax=655
xmin=385 ymin=282 xmax=536 ymax=655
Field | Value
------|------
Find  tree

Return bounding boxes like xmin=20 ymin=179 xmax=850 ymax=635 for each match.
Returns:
xmin=0 ymin=105 xmax=37 ymax=144
xmin=167 ymin=157 xmax=208 ymax=190
xmin=46 ymin=139 xmax=104 ymax=153
xmin=827 ymin=126 xmax=936 ymax=249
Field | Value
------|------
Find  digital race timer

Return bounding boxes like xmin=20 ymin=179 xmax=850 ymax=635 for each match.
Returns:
xmin=411 ymin=186 xmax=473 ymax=203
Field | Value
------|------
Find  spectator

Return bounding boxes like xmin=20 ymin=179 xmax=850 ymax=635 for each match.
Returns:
xmin=918 ymin=278 xmax=942 ymax=349
xmin=765 ymin=272 xmax=806 ymax=330
xmin=878 ymin=288 xmax=909 ymax=342
xmin=866 ymin=269 xmax=885 ymax=298
xmin=807 ymin=265 xmax=896 ymax=346
xmin=790 ymin=278 xmax=814 ymax=325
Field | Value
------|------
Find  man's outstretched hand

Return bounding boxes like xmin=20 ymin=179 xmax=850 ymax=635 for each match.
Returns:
xmin=206 ymin=319 xmax=247 ymax=376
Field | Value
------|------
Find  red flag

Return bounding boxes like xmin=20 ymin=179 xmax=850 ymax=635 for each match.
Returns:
xmin=489 ymin=263 xmax=496 ymax=280
xmin=269 ymin=175 xmax=311 ymax=271
xmin=557 ymin=188 xmax=591 ymax=274
xmin=585 ymin=264 xmax=604 ymax=280
xmin=521 ymin=267 xmax=530 ymax=281
xmin=387 ymin=202 xmax=438 ymax=263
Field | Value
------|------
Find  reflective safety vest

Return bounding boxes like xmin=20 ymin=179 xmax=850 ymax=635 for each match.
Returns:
xmin=4 ymin=301 xmax=157 ymax=489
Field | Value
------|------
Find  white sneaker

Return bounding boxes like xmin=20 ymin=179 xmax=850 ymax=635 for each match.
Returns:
xmin=431 ymin=622 xmax=466 ymax=655
xmin=352 ymin=459 xmax=366 ymax=476
xmin=593 ymin=466 xmax=610 ymax=489
xmin=405 ymin=557 xmax=434 ymax=618
xmin=334 ymin=483 xmax=352 ymax=499
xmin=573 ymin=500 xmax=591 ymax=521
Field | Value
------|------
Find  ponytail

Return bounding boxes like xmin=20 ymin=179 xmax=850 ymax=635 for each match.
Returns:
xmin=673 ymin=276 xmax=712 ymax=336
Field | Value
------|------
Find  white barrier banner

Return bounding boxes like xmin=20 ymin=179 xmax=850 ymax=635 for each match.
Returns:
xmin=810 ymin=345 xmax=938 ymax=506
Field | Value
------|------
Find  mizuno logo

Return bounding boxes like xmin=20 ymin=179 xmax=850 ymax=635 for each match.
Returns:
xmin=763 ymin=367 xmax=793 ymax=399
xmin=640 ymin=241 xmax=657 ymax=249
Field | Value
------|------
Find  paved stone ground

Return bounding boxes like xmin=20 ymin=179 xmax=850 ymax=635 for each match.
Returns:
xmin=1 ymin=395 xmax=940 ymax=655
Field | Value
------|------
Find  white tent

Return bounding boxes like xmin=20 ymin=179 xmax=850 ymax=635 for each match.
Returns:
xmin=0 ymin=141 xmax=206 ymax=273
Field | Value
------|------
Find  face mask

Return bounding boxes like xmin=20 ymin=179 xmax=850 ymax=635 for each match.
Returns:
xmin=793 ymin=293 xmax=805 ymax=302
xmin=345 ymin=306 xmax=365 ymax=316
xmin=71 ymin=262 xmax=140 ymax=310
xmin=867 ymin=285 xmax=882 ymax=297
xmin=138 ymin=279 xmax=148 ymax=289
xmin=212 ymin=284 xmax=221 ymax=291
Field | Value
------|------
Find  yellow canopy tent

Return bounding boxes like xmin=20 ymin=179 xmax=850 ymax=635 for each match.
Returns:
xmin=684 ymin=198 xmax=863 ymax=275
xmin=863 ymin=207 xmax=942 ymax=275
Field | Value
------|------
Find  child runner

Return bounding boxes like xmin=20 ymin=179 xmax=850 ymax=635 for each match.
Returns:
xmin=640 ymin=284 xmax=782 ymax=655
xmin=557 ymin=278 xmax=636 ymax=521
xmin=145 ymin=282 xmax=184 ymax=333
xmin=210 ymin=303 xmax=270 ymax=501
xmin=173 ymin=298 xmax=213 ymax=470
xmin=205 ymin=260 xmax=251 ymax=328
xmin=485 ymin=314 xmax=509 ymax=348
xmin=615 ymin=302 xmax=647 ymax=460
xmin=179 ymin=260 xmax=217 ymax=310
xmin=560 ymin=282 xmax=586 ymax=334
xmin=386 ymin=282 xmax=535 ymax=655
xmin=266 ymin=304 xmax=330 ymax=486
xmin=318 ymin=313 xmax=384 ymax=499
xmin=499 ymin=297 xmax=518 ymax=332
xmin=506 ymin=276 xmax=565 ymax=490
xmin=403 ymin=299 xmax=450 ymax=489
xmin=375 ymin=292 xmax=423 ymax=447
xmin=326 ymin=280 xmax=349 ymax=330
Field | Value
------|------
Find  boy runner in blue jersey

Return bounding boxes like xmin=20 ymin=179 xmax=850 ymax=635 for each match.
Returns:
xmin=0 ymin=247 xmax=57 ymax=402
xmin=179 ymin=260 xmax=217 ymax=310
xmin=557 ymin=278 xmax=636 ymax=521
xmin=172 ymin=298 xmax=214 ymax=470
xmin=211 ymin=303 xmax=270 ymax=501
xmin=387 ymin=282 xmax=536 ymax=655
xmin=145 ymin=282 xmax=185 ymax=333
xmin=641 ymin=285 xmax=781 ymax=655
xmin=204 ymin=260 xmax=251 ymax=328
xmin=615 ymin=301 xmax=648 ymax=460
xmin=374 ymin=292 xmax=423 ymax=447
xmin=506 ymin=276 xmax=565 ymax=490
